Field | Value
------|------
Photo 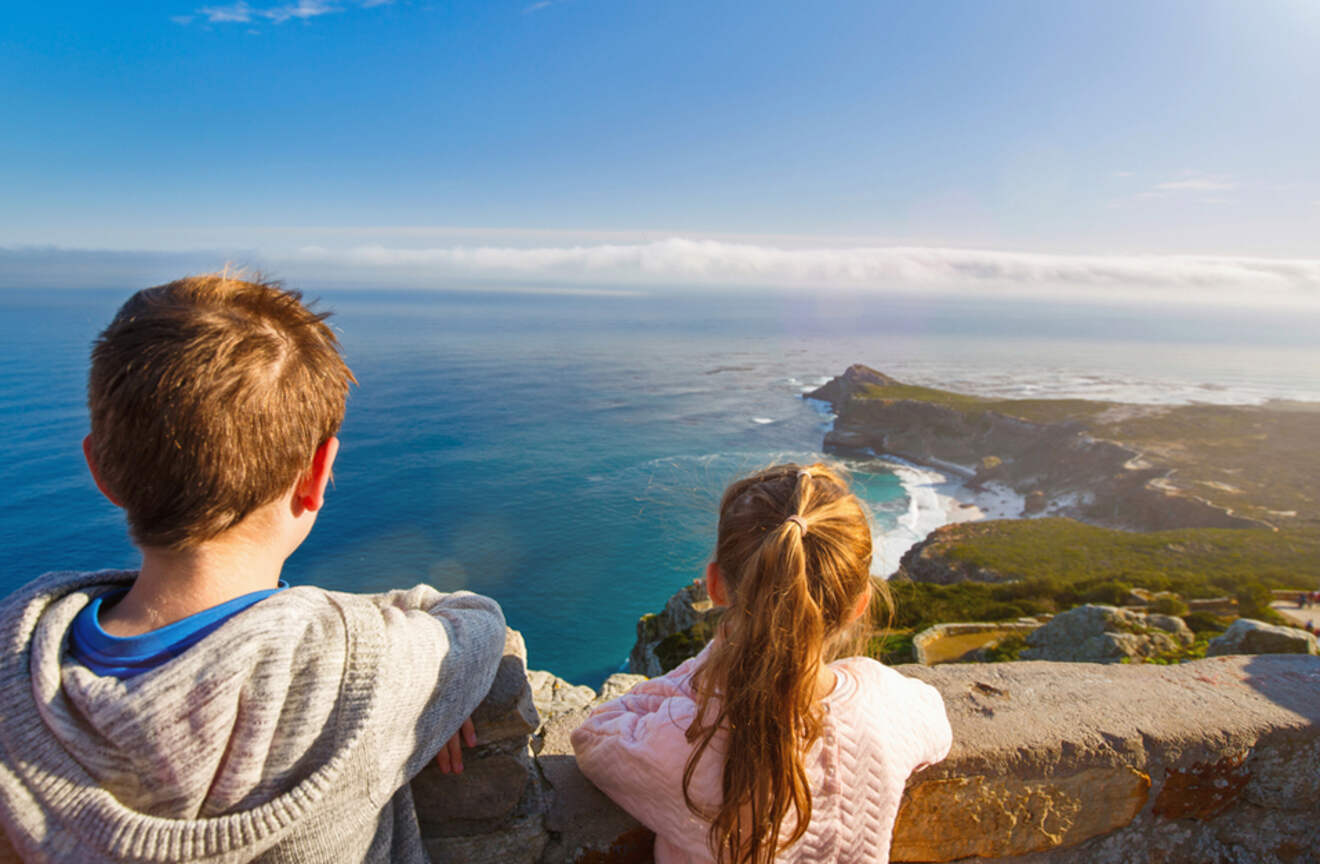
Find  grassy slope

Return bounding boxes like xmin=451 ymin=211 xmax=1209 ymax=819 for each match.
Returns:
xmin=887 ymin=518 xmax=1318 ymax=633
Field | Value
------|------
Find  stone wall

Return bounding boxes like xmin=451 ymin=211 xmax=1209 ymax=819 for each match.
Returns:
xmin=420 ymin=634 xmax=1320 ymax=863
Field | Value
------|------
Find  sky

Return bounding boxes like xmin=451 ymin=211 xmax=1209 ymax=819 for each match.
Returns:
xmin=3 ymin=0 xmax=1320 ymax=300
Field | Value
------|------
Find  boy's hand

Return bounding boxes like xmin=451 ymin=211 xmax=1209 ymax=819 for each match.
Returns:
xmin=435 ymin=717 xmax=477 ymax=774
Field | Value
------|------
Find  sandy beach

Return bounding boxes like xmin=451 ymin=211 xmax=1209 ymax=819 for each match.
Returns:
xmin=876 ymin=457 xmax=1025 ymax=576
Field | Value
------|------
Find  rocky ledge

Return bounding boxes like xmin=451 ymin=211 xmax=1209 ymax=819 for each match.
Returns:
xmin=397 ymin=626 xmax=1320 ymax=864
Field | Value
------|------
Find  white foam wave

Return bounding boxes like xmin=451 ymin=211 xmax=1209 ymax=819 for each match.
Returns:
xmin=867 ymin=457 xmax=1024 ymax=577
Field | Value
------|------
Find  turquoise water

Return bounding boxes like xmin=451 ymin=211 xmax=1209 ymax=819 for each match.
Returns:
xmin=2 ymin=287 xmax=1318 ymax=684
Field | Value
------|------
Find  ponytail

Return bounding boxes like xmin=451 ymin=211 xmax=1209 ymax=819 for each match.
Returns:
xmin=683 ymin=464 xmax=882 ymax=864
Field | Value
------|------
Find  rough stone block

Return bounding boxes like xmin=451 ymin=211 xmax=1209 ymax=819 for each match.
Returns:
xmin=473 ymin=629 xmax=541 ymax=742
xmin=414 ymin=753 xmax=531 ymax=830
xmin=1154 ymin=750 xmax=1251 ymax=821
xmin=528 ymin=669 xmax=597 ymax=723
xmin=424 ymin=811 xmax=548 ymax=864
xmin=892 ymin=767 xmax=1150 ymax=861
xmin=537 ymin=707 xmax=651 ymax=864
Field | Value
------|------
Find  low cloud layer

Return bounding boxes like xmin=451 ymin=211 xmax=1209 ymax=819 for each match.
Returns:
xmin=289 ymin=238 xmax=1320 ymax=302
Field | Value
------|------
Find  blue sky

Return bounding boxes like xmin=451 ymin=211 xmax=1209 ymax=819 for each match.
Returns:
xmin=3 ymin=0 xmax=1319 ymax=298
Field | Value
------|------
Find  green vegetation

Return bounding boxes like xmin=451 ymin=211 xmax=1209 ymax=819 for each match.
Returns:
xmin=1182 ymin=610 xmax=1230 ymax=636
xmin=653 ymin=614 xmax=721 ymax=674
xmin=1235 ymin=584 xmax=1286 ymax=626
xmin=1148 ymin=595 xmax=1189 ymax=616
xmin=933 ymin=519 xmax=1320 ymax=592
xmin=885 ymin=518 xmax=1318 ymax=634
xmin=867 ymin=630 xmax=916 ymax=665
xmin=1143 ymin=638 xmax=1213 ymax=665
xmin=978 ymin=633 xmax=1028 ymax=663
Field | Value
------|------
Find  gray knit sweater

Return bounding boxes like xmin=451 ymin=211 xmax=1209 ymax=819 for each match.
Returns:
xmin=0 ymin=569 xmax=507 ymax=863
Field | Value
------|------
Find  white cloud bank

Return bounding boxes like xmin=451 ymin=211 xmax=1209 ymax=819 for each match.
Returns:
xmin=287 ymin=238 xmax=1320 ymax=302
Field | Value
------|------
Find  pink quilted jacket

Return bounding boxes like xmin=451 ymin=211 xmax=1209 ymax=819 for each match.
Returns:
xmin=571 ymin=645 xmax=951 ymax=863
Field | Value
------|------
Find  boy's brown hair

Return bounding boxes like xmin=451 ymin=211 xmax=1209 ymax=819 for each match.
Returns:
xmin=88 ymin=273 xmax=356 ymax=549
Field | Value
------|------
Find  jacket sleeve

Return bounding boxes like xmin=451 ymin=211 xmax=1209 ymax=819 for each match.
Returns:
xmin=570 ymin=653 xmax=721 ymax=851
xmin=354 ymin=586 xmax=507 ymax=799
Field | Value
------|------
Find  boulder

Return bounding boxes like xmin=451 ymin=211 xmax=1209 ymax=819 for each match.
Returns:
xmin=598 ymin=673 xmax=647 ymax=702
xmin=527 ymin=670 xmax=596 ymax=724
xmin=1206 ymin=618 xmax=1320 ymax=657
xmin=1021 ymin=604 xmax=1194 ymax=663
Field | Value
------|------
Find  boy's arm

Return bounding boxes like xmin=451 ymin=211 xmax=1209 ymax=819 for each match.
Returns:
xmin=353 ymin=586 xmax=507 ymax=799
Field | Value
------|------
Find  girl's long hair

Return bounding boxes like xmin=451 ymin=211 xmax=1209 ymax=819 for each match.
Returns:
xmin=682 ymin=462 xmax=889 ymax=864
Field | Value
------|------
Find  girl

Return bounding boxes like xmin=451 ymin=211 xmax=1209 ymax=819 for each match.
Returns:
xmin=572 ymin=463 xmax=951 ymax=863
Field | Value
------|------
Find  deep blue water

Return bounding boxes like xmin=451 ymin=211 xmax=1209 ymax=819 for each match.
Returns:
xmin=2 ymin=286 xmax=1318 ymax=684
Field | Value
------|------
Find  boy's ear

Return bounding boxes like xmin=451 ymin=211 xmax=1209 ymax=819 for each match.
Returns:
xmin=82 ymin=435 xmax=124 ymax=508
xmin=705 ymin=561 xmax=728 ymax=607
xmin=296 ymin=437 xmax=340 ymax=513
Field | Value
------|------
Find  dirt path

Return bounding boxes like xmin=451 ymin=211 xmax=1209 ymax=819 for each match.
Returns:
xmin=1272 ymin=602 xmax=1320 ymax=630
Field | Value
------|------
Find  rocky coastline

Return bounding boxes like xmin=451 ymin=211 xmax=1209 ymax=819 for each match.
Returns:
xmin=804 ymin=364 xmax=1271 ymax=533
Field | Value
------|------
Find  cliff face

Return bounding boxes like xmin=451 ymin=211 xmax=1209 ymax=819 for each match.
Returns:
xmin=806 ymin=364 xmax=1266 ymax=532
xmin=628 ymin=580 xmax=721 ymax=677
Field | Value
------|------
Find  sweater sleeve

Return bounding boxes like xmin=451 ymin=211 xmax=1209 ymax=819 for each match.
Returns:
xmin=570 ymin=657 xmax=720 ymax=852
xmin=357 ymin=586 xmax=507 ymax=800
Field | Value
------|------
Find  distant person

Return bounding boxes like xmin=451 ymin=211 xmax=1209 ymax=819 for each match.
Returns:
xmin=572 ymin=463 xmax=951 ymax=863
xmin=0 ymin=275 xmax=507 ymax=863
xmin=1300 ymin=592 xmax=1308 ymax=609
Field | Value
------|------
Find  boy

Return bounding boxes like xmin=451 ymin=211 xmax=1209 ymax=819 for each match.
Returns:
xmin=0 ymin=275 xmax=507 ymax=863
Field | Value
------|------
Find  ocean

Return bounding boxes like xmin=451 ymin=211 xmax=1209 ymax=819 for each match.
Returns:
xmin=2 ymin=286 xmax=1318 ymax=685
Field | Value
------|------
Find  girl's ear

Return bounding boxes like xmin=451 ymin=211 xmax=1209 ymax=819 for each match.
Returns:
xmin=848 ymin=583 xmax=872 ymax=624
xmin=706 ymin=561 xmax=728 ymax=607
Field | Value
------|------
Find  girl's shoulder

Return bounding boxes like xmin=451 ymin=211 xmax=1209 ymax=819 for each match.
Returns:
xmin=829 ymin=656 xmax=948 ymax=722
xmin=828 ymin=656 xmax=954 ymax=770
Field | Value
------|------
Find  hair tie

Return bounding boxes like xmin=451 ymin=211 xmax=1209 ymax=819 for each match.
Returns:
xmin=784 ymin=515 xmax=808 ymax=536
xmin=797 ymin=469 xmax=811 ymax=480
